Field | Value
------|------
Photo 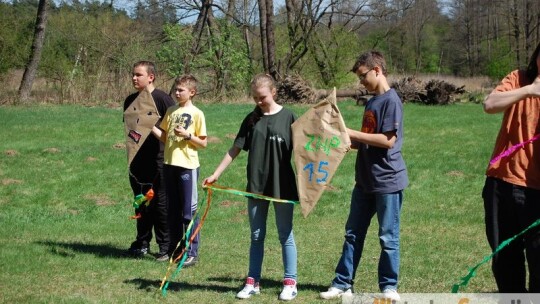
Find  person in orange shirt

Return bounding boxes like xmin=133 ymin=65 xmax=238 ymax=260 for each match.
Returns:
xmin=482 ymin=41 xmax=540 ymax=292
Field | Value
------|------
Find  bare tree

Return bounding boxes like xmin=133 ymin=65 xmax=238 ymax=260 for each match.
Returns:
xmin=18 ymin=0 xmax=49 ymax=102
xmin=509 ymin=0 xmax=539 ymax=66
xmin=281 ymin=0 xmax=411 ymax=84
xmin=445 ymin=0 xmax=540 ymax=76
xmin=257 ymin=0 xmax=278 ymax=79
xmin=240 ymin=0 xmax=257 ymax=69
xmin=407 ymin=0 xmax=438 ymax=73
xmin=184 ymin=0 xmax=216 ymax=73
xmin=448 ymin=0 xmax=485 ymax=76
xmin=509 ymin=0 xmax=521 ymax=65
xmin=283 ymin=0 xmax=334 ymax=74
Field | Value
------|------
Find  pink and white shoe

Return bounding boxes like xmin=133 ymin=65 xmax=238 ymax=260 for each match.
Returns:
xmin=236 ymin=277 xmax=260 ymax=299
xmin=279 ymin=278 xmax=298 ymax=301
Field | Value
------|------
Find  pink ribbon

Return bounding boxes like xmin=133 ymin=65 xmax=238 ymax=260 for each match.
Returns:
xmin=489 ymin=133 xmax=540 ymax=165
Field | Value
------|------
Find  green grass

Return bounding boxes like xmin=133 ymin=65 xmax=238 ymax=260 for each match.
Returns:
xmin=0 ymin=101 xmax=502 ymax=303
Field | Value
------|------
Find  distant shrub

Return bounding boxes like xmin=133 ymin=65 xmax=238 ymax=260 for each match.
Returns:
xmin=464 ymin=91 xmax=486 ymax=104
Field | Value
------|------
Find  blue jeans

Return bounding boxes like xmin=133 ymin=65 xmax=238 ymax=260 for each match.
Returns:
xmin=247 ymin=198 xmax=297 ymax=281
xmin=332 ymin=185 xmax=403 ymax=291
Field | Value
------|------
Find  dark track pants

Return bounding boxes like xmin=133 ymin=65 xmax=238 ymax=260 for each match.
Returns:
xmin=483 ymin=176 xmax=540 ymax=292
xmin=129 ymin=165 xmax=169 ymax=255
xmin=164 ymin=164 xmax=200 ymax=258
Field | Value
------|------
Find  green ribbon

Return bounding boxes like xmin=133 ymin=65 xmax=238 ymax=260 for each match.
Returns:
xmin=206 ymin=184 xmax=299 ymax=204
xmin=161 ymin=190 xmax=208 ymax=296
xmin=452 ymin=218 xmax=540 ymax=293
xmin=159 ymin=184 xmax=298 ymax=296
xmin=161 ymin=214 xmax=197 ymax=296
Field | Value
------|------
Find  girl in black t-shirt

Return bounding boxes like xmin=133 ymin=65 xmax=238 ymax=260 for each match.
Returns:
xmin=203 ymin=74 xmax=299 ymax=301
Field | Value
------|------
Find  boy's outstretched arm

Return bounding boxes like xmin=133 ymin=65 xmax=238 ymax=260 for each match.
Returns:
xmin=347 ymin=128 xmax=397 ymax=149
xmin=483 ymin=76 xmax=540 ymax=114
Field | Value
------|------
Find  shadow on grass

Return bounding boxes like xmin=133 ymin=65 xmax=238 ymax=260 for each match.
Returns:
xmin=207 ymin=276 xmax=329 ymax=291
xmin=36 ymin=240 xmax=134 ymax=259
xmin=124 ymin=276 xmax=328 ymax=294
xmin=124 ymin=277 xmax=236 ymax=293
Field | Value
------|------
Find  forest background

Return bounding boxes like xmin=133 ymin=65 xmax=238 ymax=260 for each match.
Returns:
xmin=1 ymin=0 xmax=539 ymax=104
xmin=1 ymin=1 xmax=540 ymax=301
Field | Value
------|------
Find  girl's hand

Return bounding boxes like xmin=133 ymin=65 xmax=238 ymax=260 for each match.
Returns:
xmin=202 ymin=175 xmax=217 ymax=187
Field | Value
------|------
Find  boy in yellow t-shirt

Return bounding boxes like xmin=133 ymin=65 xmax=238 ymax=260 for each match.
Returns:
xmin=153 ymin=75 xmax=207 ymax=266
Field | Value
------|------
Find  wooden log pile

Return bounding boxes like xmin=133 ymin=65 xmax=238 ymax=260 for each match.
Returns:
xmin=391 ymin=76 xmax=466 ymax=105
xmin=277 ymin=74 xmax=368 ymax=104
xmin=277 ymin=74 xmax=466 ymax=105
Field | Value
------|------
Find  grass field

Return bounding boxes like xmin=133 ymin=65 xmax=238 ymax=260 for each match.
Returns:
xmin=0 ymin=100 xmax=502 ymax=303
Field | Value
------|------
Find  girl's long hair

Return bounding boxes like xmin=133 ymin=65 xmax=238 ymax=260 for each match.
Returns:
xmin=525 ymin=42 xmax=540 ymax=83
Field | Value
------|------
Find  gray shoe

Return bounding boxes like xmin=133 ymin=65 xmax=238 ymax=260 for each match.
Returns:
xmin=155 ymin=253 xmax=169 ymax=262
xmin=183 ymin=256 xmax=198 ymax=267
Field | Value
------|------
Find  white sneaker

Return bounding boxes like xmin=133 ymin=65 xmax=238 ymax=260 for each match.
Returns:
xmin=278 ymin=278 xmax=297 ymax=301
xmin=236 ymin=277 xmax=260 ymax=299
xmin=382 ymin=289 xmax=401 ymax=302
xmin=319 ymin=286 xmax=352 ymax=299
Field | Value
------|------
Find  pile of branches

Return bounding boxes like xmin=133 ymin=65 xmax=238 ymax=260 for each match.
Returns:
xmin=391 ymin=76 xmax=466 ymax=105
xmin=276 ymin=74 xmax=318 ymax=104
xmin=276 ymin=74 xmax=466 ymax=105
xmin=277 ymin=74 xmax=369 ymax=104
xmin=391 ymin=76 xmax=425 ymax=103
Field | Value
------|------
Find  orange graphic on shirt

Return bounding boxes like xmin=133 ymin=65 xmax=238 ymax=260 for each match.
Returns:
xmin=361 ymin=110 xmax=376 ymax=134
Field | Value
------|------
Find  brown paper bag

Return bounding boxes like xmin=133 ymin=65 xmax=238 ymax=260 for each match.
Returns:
xmin=292 ymin=88 xmax=351 ymax=217
xmin=123 ymin=89 xmax=161 ymax=166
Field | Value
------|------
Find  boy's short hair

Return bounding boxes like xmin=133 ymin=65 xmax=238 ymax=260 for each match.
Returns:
xmin=174 ymin=74 xmax=198 ymax=93
xmin=351 ymin=51 xmax=387 ymax=76
xmin=133 ymin=61 xmax=156 ymax=76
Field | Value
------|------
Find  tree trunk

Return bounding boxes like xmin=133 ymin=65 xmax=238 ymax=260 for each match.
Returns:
xmin=511 ymin=0 xmax=520 ymax=66
xmin=257 ymin=0 xmax=269 ymax=72
xmin=18 ymin=0 xmax=49 ymax=102
xmin=258 ymin=0 xmax=278 ymax=79
xmin=264 ymin=0 xmax=278 ymax=80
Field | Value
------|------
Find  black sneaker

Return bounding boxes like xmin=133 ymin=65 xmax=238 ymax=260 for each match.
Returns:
xmin=183 ymin=256 xmax=198 ymax=267
xmin=124 ymin=247 xmax=149 ymax=258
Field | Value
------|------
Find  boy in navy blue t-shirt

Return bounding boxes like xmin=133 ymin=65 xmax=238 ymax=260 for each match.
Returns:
xmin=320 ymin=51 xmax=408 ymax=301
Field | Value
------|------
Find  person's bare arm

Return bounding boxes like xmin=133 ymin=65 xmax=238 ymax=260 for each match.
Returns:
xmin=173 ymin=125 xmax=207 ymax=149
xmin=347 ymin=128 xmax=397 ymax=149
xmin=152 ymin=126 xmax=166 ymax=142
xmin=483 ymin=77 xmax=540 ymax=114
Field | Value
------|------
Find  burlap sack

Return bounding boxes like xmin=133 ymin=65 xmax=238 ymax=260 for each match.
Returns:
xmin=123 ymin=89 xmax=161 ymax=166
xmin=292 ymin=88 xmax=351 ymax=217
